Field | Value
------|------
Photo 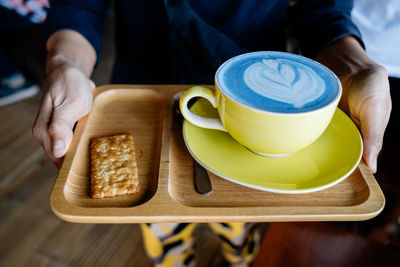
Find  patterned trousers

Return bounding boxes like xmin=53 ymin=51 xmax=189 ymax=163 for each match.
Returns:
xmin=140 ymin=222 xmax=262 ymax=267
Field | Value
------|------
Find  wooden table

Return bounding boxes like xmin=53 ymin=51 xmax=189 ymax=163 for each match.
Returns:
xmin=50 ymin=85 xmax=385 ymax=223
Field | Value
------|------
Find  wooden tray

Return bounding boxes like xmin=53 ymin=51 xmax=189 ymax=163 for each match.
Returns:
xmin=50 ymin=85 xmax=385 ymax=223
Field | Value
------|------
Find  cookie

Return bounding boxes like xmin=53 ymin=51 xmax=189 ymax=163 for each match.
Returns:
xmin=90 ymin=134 xmax=139 ymax=198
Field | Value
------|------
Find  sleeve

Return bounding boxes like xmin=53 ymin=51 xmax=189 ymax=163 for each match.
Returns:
xmin=44 ymin=0 xmax=111 ymax=64
xmin=289 ymin=0 xmax=364 ymax=58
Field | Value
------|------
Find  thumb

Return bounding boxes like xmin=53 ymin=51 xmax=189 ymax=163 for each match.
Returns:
xmin=49 ymin=122 xmax=73 ymax=159
xmin=48 ymin=101 xmax=90 ymax=158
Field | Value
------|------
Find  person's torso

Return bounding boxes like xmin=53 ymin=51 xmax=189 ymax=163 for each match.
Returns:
xmin=112 ymin=0 xmax=290 ymax=84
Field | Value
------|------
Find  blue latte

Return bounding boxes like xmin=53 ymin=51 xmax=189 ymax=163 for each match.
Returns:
xmin=215 ymin=52 xmax=341 ymax=113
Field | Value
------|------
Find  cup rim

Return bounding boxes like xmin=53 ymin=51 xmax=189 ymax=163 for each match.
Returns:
xmin=215 ymin=51 xmax=342 ymax=115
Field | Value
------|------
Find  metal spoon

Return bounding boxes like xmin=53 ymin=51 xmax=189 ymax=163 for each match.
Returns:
xmin=173 ymin=93 xmax=212 ymax=195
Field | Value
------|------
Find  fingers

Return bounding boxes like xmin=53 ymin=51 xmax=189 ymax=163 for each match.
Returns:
xmin=33 ymin=92 xmax=74 ymax=167
xmin=34 ymin=94 xmax=91 ymax=167
xmin=345 ymin=64 xmax=391 ymax=174
xmin=33 ymin=77 xmax=93 ymax=167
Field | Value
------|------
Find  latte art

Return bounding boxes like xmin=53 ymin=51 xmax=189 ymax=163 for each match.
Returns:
xmin=216 ymin=51 xmax=340 ymax=113
xmin=243 ymin=59 xmax=325 ymax=108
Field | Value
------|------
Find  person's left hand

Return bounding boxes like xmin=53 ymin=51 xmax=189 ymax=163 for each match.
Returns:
xmin=316 ymin=36 xmax=392 ymax=173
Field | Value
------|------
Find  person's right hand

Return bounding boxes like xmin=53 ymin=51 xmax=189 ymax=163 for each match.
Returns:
xmin=33 ymin=58 xmax=94 ymax=168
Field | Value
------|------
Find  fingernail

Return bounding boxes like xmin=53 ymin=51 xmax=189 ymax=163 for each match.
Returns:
xmin=369 ymin=153 xmax=377 ymax=173
xmin=372 ymin=157 xmax=377 ymax=173
xmin=53 ymin=140 xmax=65 ymax=157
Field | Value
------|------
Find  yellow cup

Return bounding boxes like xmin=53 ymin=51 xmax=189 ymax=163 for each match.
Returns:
xmin=179 ymin=52 xmax=341 ymax=157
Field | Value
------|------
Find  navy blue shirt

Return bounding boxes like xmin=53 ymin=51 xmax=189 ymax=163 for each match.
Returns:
xmin=45 ymin=0 xmax=362 ymax=84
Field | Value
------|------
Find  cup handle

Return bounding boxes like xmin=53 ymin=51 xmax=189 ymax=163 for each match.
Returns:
xmin=179 ymin=86 xmax=227 ymax=132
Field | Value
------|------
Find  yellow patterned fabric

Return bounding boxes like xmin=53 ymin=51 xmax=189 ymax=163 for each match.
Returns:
xmin=140 ymin=223 xmax=196 ymax=267
xmin=140 ymin=222 xmax=262 ymax=266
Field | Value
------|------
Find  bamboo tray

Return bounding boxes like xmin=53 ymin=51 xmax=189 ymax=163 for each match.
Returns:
xmin=50 ymin=85 xmax=385 ymax=223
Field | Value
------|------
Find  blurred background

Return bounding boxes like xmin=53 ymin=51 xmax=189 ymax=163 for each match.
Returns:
xmin=1 ymin=3 xmax=399 ymax=267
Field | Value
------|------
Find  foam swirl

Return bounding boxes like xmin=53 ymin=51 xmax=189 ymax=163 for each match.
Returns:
xmin=243 ymin=59 xmax=326 ymax=108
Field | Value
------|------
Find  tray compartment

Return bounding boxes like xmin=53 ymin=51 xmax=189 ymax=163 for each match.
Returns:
xmin=64 ymin=89 xmax=165 ymax=207
xmin=168 ymin=105 xmax=369 ymax=208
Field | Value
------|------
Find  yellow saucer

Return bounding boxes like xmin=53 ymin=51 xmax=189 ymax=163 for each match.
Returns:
xmin=182 ymin=99 xmax=363 ymax=194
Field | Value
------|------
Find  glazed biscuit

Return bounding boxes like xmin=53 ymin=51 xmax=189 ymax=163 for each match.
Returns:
xmin=90 ymin=134 xmax=139 ymax=198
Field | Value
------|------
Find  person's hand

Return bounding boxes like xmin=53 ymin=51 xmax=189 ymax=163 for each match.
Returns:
xmin=317 ymin=36 xmax=392 ymax=173
xmin=33 ymin=57 xmax=94 ymax=168
xmin=340 ymin=64 xmax=391 ymax=173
